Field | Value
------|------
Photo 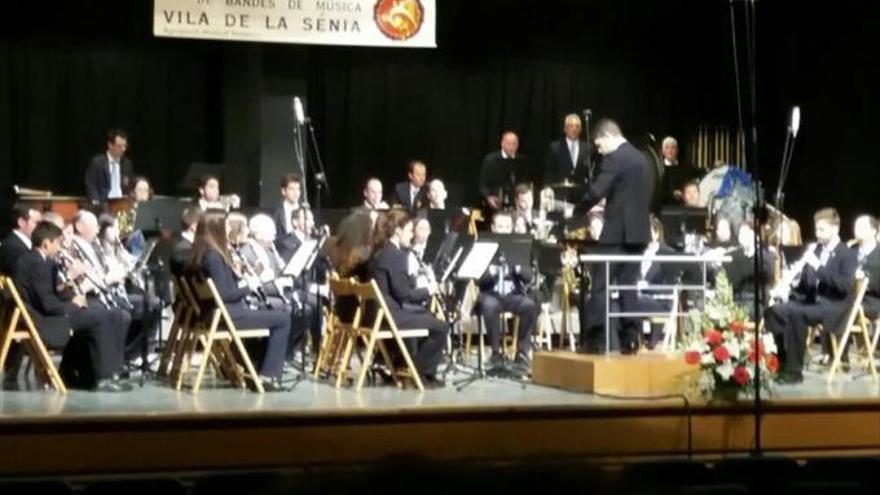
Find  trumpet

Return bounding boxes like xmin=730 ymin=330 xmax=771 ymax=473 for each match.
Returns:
xmin=58 ymin=248 xmax=114 ymax=309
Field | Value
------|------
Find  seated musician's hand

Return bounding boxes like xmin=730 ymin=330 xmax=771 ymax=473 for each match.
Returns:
xmin=67 ymin=262 xmax=87 ymax=280
xmin=72 ymin=295 xmax=87 ymax=308
xmin=487 ymin=195 xmax=501 ymax=210
xmin=856 ymin=268 xmax=866 ymax=280
xmin=803 ymin=251 xmax=821 ymax=269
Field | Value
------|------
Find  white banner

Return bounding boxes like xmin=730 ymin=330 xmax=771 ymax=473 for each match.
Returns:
xmin=154 ymin=0 xmax=436 ymax=48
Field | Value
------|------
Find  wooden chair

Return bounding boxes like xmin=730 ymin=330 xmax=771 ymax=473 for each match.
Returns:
xmin=335 ymin=280 xmax=428 ymax=391
xmin=314 ymin=276 xmax=361 ymax=384
xmin=157 ymin=276 xmax=194 ymax=377
xmin=0 ymin=276 xmax=67 ymax=393
xmin=827 ymin=277 xmax=877 ymax=382
xmin=175 ymin=276 xmax=270 ymax=393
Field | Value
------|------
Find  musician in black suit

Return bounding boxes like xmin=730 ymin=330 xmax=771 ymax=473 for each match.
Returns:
xmin=273 ymin=173 xmax=302 ymax=236
xmin=14 ymin=222 xmax=129 ymax=391
xmin=854 ymin=215 xmax=880 ymax=319
xmin=189 ymin=211 xmax=294 ymax=391
xmin=476 ymin=212 xmax=536 ymax=375
xmin=765 ymin=208 xmax=857 ymax=383
xmin=636 ymin=216 xmax=677 ymax=348
xmin=576 ymin=119 xmax=652 ymax=354
xmin=391 ymin=160 xmax=429 ymax=211
xmin=479 ymin=131 xmax=528 ymax=211
xmin=170 ymin=207 xmax=202 ymax=279
xmin=368 ymin=210 xmax=448 ymax=387
xmin=0 ymin=206 xmax=41 ymax=275
xmin=544 ymin=114 xmax=592 ymax=186
xmin=84 ymin=129 xmax=134 ymax=206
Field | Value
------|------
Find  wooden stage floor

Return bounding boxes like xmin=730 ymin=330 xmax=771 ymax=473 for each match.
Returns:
xmin=0 ymin=367 xmax=878 ymax=476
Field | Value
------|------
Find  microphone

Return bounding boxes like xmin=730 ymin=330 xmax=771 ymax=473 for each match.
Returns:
xmin=293 ymin=97 xmax=306 ymax=125
xmin=790 ymin=106 xmax=801 ymax=138
xmin=582 ymin=108 xmax=593 ymax=120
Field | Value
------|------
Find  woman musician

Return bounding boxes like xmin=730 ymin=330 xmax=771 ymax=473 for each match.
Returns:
xmin=188 ymin=210 xmax=294 ymax=391
xmin=369 ymin=210 xmax=448 ymax=388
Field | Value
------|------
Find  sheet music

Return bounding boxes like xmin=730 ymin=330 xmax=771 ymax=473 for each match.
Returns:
xmin=283 ymin=239 xmax=319 ymax=278
xmin=456 ymin=242 xmax=498 ymax=280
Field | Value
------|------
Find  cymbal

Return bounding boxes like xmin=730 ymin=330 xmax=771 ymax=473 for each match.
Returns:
xmin=545 ymin=180 xmax=584 ymax=189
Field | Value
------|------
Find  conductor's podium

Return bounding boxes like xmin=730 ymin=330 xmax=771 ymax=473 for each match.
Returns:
xmin=532 ymin=351 xmax=698 ymax=396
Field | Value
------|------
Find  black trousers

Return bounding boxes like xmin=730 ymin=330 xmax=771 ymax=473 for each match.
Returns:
xmin=391 ymin=308 xmax=448 ymax=377
xmin=765 ymin=298 xmax=844 ymax=374
xmin=227 ymin=302 xmax=293 ymax=379
xmin=582 ymin=244 xmax=646 ymax=351
xmin=123 ymin=290 xmax=162 ymax=361
xmin=62 ymin=304 xmax=127 ymax=382
xmin=477 ymin=291 xmax=537 ymax=356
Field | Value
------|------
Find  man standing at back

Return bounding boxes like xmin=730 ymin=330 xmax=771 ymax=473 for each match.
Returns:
xmin=84 ymin=129 xmax=134 ymax=207
xmin=577 ymin=119 xmax=651 ymax=354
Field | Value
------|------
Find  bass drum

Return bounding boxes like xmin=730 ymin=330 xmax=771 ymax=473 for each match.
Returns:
xmin=632 ymin=134 xmax=663 ymax=209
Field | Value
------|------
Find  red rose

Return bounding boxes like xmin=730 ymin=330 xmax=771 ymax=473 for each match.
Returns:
xmin=748 ymin=350 xmax=757 ymax=364
xmin=729 ymin=321 xmax=746 ymax=334
xmin=766 ymin=354 xmax=779 ymax=373
xmin=685 ymin=351 xmax=701 ymax=365
xmin=751 ymin=340 xmax=765 ymax=356
xmin=713 ymin=345 xmax=730 ymax=362
xmin=705 ymin=329 xmax=723 ymax=346
xmin=733 ymin=366 xmax=750 ymax=385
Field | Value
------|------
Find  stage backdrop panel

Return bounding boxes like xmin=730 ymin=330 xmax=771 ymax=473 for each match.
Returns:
xmin=154 ymin=0 xmax=436 ymax=48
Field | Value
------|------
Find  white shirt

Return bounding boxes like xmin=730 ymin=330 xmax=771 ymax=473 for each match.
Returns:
xmin=664 ymin=158 xmax=679 ymax=167
xmin=282 ymin=201 xmax=299 ymax=234
xmin=73 ymin=236 xmax=102 ymax=271
xmin=566 ymin=138 xmax=579 ymax=170
xmin=409 ymin=184 xmax=420 ymax=207
xmin=107 ymin=152 xmax=123 ymax=199
xmin=13 ymin=229 xmax=32 ymax=250
xmin=501 ymin=150 xmax=515 ymax=160
xmin=182 ymin=230 xmax=195 ymax=244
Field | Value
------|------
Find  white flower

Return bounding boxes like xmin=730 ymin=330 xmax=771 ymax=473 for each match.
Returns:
xmin=762 ymin=333 xmax=778 ymax=354
xmin=701 ymin=352 xmax=715 ymax=365
xmin=726 ymin=339 xmax=742 ymax=359
xmin=716 ymin=362 xmax=735 ymax=380
xmin=699 ymin=370 xmax=716 ymax=392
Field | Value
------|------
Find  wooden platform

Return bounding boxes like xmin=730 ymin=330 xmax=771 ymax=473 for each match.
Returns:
xmin=532 ymin=351 xmax=698 ymax=396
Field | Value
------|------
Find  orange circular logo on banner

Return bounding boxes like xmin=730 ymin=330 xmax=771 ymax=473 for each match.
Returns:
xmin=374 ymin=0 xmax=424 ymax=41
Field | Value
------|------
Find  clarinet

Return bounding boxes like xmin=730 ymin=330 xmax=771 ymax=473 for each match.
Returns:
xmin=231 ymin=244 xmax=270 ymax=309
xmin=411 ymin=249 xmax=448 ymax=320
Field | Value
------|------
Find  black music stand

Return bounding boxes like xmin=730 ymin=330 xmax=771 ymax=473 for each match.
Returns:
xmin=452 ymin=241 xmax=498 ymax=391
xmin=660 ymin=205 xmax=708 ymax=251
xmin=133 ymin=198 xmax=189 ymax=235
xmin=281 ymin=236 xmax=327 ymax=389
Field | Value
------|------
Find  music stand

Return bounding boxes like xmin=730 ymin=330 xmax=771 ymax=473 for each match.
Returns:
xmin=281 ymin=237 xmax=326 ymax=389
xmin=452 ymin=241 xmax=498 ymax=391
xmin=660 ymin=205 xmax=708 ymax=251
xmin=133 ymin=198 xmax=189 ymax=235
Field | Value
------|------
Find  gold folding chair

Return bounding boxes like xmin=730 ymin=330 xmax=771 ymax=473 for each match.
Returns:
xmin=828 ymin=277 xmax=877 ymax=382
xmin=175 ymin=276 xmax=270 ymax=393
xmin=0 ymin=276 xmax=67 ymax=393
xmin=335 ymin=280 xmax=428 ymax=391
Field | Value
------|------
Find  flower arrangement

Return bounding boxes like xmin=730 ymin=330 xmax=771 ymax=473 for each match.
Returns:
xmin=683 ymin=271 xmax=778 ymax=401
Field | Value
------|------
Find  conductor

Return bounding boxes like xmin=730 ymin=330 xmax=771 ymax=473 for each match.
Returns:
xmin=576 ymin=118 xmax=652 ymax=354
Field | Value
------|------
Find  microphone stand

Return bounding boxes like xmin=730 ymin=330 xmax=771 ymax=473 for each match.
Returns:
xmin=306 ymin=119 xmax=331 ymax=228
xmin=582 ymin=109 xmax=594 ymax=181
xmin=730 ymin=0 xmax=764 ymax=457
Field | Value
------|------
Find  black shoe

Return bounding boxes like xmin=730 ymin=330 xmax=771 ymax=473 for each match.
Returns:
xmin=422 ymin=375 xmax=446 ymax=390
xmin=487 ymin=352 xmax=505 ymax=370
xmin=774 ymin=370 xmax=804 ymax=384
xmin=511 ymin=353 xmax=531 ymax=378
xmin=261 ymin=378 xmax=290 ymax=392
xmin=92 ymin=379 xmax=133 ymax=392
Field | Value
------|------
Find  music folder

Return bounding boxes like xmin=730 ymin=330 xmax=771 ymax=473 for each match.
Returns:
xmin=283 ymin=239 xmax=319 ymax=278
xmin=456 ymin=242 xmax=499 ymax=280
